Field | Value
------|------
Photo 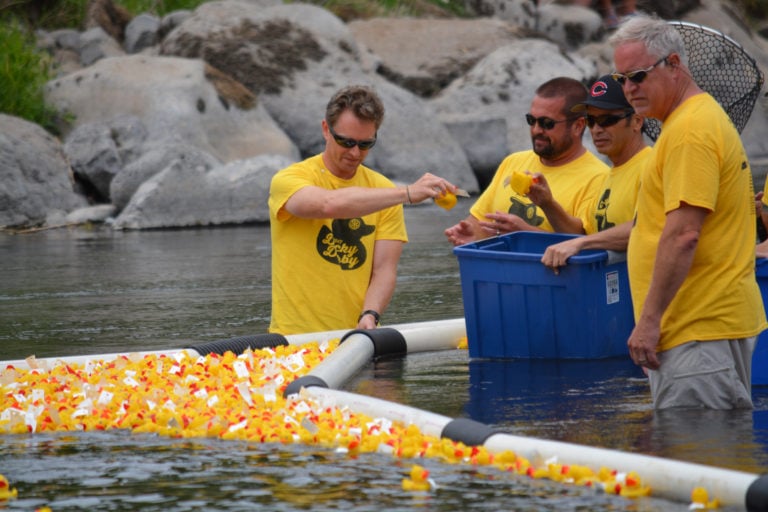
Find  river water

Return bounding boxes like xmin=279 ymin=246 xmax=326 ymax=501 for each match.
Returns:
xmin=1 ymin=205 xmax=766 ymax=511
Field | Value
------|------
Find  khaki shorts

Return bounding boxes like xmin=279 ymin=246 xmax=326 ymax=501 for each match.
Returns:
xmin=647 ymin=337 xmax=756 ymax=410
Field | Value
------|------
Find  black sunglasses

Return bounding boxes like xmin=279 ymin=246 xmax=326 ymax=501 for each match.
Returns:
xmin=611 ymin=56 xmax=668 ymax=85
xmin=328 ymin=124 xmax=377 ymax=150
xmin=586 ymin=111 xmax=634 ymax=128
xmin=525 ymin=114 xmax=572 ymax=130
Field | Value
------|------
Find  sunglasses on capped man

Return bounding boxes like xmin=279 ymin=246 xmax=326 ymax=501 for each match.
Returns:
xmin=586 ymin=111 xmax=634 ymax=128
xmin=328 ymin=124 xmax=377 ymax=150
xmin=611 ymin=55 xmax=669 ymax=85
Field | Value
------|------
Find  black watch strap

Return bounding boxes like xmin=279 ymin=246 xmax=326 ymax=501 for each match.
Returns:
xmin=358 ymin=309 xmax=380 ymax=325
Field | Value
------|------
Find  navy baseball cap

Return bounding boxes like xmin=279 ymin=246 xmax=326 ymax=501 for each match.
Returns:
xmin=571 ymin=75 xmax=633 ymax=112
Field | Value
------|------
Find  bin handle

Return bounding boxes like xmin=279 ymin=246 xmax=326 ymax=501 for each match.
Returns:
xmin=606 ymin=250 xmax=627 ymax=265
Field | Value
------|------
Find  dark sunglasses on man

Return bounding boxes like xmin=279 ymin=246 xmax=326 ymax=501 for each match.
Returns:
xmin=586 ymin=111 xmax=634 ymax=128
xmin=524 ymin=114 xmax=574 ymax=131
xmin=328 ymin=123 xmax=377 ymax=150
xmin=611 ymin=56 xmax=669 ymax=85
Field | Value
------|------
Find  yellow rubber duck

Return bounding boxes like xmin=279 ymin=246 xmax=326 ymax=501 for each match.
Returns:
xmin=402 ymin=464 xmax=432 ymax=491
xmin=0 ymin=474 xmax=18 ymax=501
xmin=691 ymin=486 xmax=720 ymax=509
xmin=435 ymin=190 xmax=458 ymax=210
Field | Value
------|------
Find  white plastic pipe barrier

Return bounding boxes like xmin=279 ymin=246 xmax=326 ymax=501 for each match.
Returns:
xmin=305 ymin=386 xmax=452 ymax=440
xmin=0 ymin=318 xmax=466 ymax=371
xmin=483 ymin=432 xmax=758 ymax=508
xmin=302 ymin=385 xmax=761 ymax=510
xmin=310 ymin=333 xmax=376 ymax=390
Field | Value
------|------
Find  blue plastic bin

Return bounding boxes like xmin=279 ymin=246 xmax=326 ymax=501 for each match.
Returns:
xmin=753 ymin=259 xmax=768 ymax=385
xmin=453 ymin=232 xmax=635 ymax=359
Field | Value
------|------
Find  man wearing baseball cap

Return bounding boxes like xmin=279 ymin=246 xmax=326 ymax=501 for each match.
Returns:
xmin=540 ymin=74 xmax=651 ymax=270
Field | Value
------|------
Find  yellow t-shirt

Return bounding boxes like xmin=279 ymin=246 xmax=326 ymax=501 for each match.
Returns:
xmin=584 ymin=146 xmax=651 ymax=234
xmin=470 ymin=150 xmax=608 ymax=232
xmin=268 ymin=154 xmax=407 ymax=335
xmin=627 ymin=93 xmax=766 ymax=351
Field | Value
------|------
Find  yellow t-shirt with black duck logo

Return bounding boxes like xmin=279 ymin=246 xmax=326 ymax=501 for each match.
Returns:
xmin=583 ymin=146 xmax=652 ymax=234
xmin=268 ymin=154 xmax=407 ymax=335
xmin=470 ymin=149 xmax=608 ymax=232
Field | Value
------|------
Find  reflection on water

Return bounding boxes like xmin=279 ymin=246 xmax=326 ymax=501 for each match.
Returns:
xmin=0 ymin=206 xmax=765 ymax=510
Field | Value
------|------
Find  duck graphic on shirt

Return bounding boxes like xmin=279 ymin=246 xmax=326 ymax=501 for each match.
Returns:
xmin=509 ymin=197 xmax=544 ymax=226
xmin=316 ymin=217 xmax=375 ymax=270
xmin=595 ymin=189 xmax=614 ymax=231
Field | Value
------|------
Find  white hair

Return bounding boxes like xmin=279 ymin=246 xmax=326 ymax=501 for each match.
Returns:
xmin=609 ymin=15 xmax=688 ymax=66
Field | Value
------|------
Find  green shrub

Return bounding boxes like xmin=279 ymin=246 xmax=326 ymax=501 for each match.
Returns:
xmin=0 ymin=22 xmax=60 ymax=133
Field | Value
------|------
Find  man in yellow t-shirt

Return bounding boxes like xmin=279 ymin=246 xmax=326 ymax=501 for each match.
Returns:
xmin=540 ymin=74 xmax=651 ymax=270
xmin=611 ymin=16 xmax=766 ymax=409
xmin=444 ymin=77 xmax=608 ymax=246
xmin=269 ymin=85 xmax=459 ymax=335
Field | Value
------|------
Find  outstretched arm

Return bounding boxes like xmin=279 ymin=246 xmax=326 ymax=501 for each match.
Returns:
xmin=286 ymin=173 xmax=459 ymax=219
xmin=445 ymin=215 xmax=485 ymax=246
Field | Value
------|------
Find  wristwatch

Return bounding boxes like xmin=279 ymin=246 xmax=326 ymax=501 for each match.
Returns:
xmin=358 ymin=309 xmax=380 ymax=325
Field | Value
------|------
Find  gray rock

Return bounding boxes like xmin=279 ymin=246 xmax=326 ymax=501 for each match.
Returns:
xmin=444 ymin=118 xmax=509 ymax=186
xmin=64 ymin=204 xmax=117 ymax=224
xmin=63 ymin=118 xmax=150 ymax=202
xmin=45 ymin=55 xmax=300 ymax=164
xmin=430 ymin=39 xmax=597 ymax=172
xmin=79 ymin=26 xmax=124 ymax=66
xmin=124 ymin=13 xmax=160 ymax=54
xmin=348 ymin=17 xmax=524 ymax=97
xmin=468 ymin=0 xmax=538 ymax=30
xmin=48 ymin=28 xmax=82 ymax=51
xmin=536 ymin=4 xmax=604 ymax=50
xmin=159 ymin=10 xmax=192 ymax=39
xmin=110 ymin=142 xmax=221 ymax=211
xmin=64 ymin=124 xmax=120 ymax=201
xmin=112 ymin=154 xmax=294 ymax=229
xmin=362 ymin=79 xmax=479 ymax=191
xmin=161 ymin=2 xmax=360 ymax=98
xmin=162 ymin=2 xmax=478 ymax=190
xmin=0 ymin=114 xmax=86 ymax=228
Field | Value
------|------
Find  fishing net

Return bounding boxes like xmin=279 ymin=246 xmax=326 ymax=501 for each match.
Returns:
xmin=642 ymin=21 xmax=765 ymax=141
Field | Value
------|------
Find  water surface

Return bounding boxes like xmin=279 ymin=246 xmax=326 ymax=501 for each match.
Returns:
xmin=1 ymin=206 xmax=765 ymax=511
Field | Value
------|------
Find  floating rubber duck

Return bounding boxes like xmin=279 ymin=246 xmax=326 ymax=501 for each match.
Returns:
xmin=402 ymin=464 xmax=432 ymax=492
xmin=0 ymin=474 xmax=18 ymax=501
xmin=617 ymin=471 xmax=652 ymax=498
xmin=690 ymin=486 xmax=720 ymax=509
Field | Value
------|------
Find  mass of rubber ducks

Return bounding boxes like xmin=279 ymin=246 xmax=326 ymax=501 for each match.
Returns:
xmin=0 ymin=341 xmax=719 ymax=508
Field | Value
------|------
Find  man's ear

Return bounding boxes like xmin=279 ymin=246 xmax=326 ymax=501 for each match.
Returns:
xmin=667 ymin=53 xmax=681 ymax=69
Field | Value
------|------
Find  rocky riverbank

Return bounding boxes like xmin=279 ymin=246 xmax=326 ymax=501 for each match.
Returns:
xmin=2 ymin=0 xmax=767 ymax=230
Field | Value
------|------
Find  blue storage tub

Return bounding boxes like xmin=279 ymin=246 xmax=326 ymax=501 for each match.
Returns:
xmin=453 ymin=232 xmax=635 ymax=359
xmin=753 ymin=259 xmax=768 ymax=385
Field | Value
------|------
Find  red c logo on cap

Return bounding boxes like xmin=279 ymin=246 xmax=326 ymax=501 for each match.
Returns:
xmin=590 ymin=81 xmax=609 ymax=97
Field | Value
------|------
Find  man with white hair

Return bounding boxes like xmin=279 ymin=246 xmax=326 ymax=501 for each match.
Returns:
xmin=610 ymin=16 xmax=766 ymax=409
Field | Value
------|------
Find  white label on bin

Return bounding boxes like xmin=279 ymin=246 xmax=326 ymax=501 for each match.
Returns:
xmin=606 ymin=271 xmax=620 ymax=304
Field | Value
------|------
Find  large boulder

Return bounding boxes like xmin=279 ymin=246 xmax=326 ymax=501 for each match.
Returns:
xmin=63 ymin=115 xmax=149 ymax=202
xmin=112 ymin=154 xmax=293 ymax=229
xmin=161 ymin=1 xmax=479 ymax=191
xmin=110 ymin=141 xmax=221 ymax=211
xmin=429 ymin=39 xmax=597 ymax=185
xmin=0 ymin=114 xmax=87 ymax=228
xmin=347 ymin=17 xmax=525 ymax=97
xmin=45 ymin=55 xmax=300 ymax=164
